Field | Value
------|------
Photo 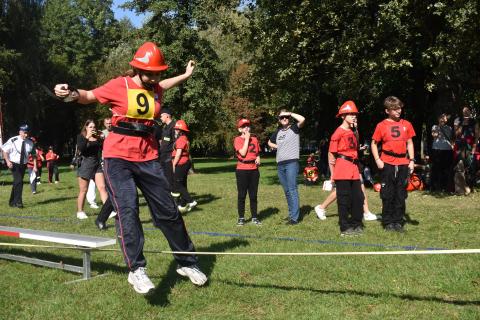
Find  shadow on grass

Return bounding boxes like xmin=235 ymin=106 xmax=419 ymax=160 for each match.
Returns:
xmin=404 ymin=213 xmax=419 ymax=226
xmin=35 ymin=196 xmax=77 ymax=205
xmin=258 ymin=207 xmax=279 ymax=221
xmin=146 ymin=238 xmax=250 ymax=306
xmin=218 ymin=280 xmax=480 ymax=306
xmin=299 ymin=205 xmax=313 ymax=221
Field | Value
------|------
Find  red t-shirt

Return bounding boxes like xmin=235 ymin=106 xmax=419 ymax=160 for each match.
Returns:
xmin=92 ymin=77 xmax=162 ymax=162
xmin=27 ymin=149 xmax=43 ymax=168
xmin=172 ymin=135 xmax=190 ymax=166
xmin=372 ymin=119 xmax=416 ymax=165
xmin=45 ymin=150 xmax=59 ymax=161
xmin=329 ymin=127 xmax=360 ymax=180
xmin=234 ymin=136 xmax=260 ymax=170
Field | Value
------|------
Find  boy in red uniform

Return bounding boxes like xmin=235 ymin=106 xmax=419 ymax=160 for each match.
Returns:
xmin=234 ymin=118 xmax=261 ymax=226
xmin=328 ymin=101 xmax=364 ymax=236
xmin=45 ymin=146 xmax=60 ymax=183
xmin=371 ymin=96 xmax=415 ymax=232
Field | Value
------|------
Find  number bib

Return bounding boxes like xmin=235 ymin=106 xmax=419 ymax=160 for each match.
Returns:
xmin=126 ymin=89 xmax=155 ymax=120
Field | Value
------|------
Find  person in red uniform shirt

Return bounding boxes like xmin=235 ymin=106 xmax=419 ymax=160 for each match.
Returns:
xmin=234 ymin=118 xmax=261 ymax=226
xmin=27 ymin=143 xmax=44 ymax=194
xmin=54 ymin=42 xmax=207 ymax=294
xmin=45 ymin=146 xmax=60 ymax=183
xmin=371 ymin=96 xmax=415 ymax=233
xmin=328 ymin=101 xmax=364 ymax=236
xmin=172 ymin=119 xmax=197 ymax=213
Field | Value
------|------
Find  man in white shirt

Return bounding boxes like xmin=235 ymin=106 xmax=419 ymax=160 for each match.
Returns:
xmin=1 ymin=124 xmax=37 ymax=208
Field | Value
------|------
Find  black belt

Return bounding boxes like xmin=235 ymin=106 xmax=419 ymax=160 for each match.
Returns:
xmin=382 ymin=149 xmax=407 ymax=158
xmin=238 ymin=159 xmax=256 ymax=164
xmin=336 ymin=154 xmax=359 ymax=165
xmin=112 ymin=121 xmax=154 ymax=137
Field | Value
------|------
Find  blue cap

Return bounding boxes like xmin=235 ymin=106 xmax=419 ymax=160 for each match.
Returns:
xmin=19 ymin=124 xmax=30 ymax=132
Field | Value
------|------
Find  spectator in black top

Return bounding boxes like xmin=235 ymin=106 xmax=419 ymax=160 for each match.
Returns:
xmin=155 ymin=108 xmax=176 ymax=191
xmin=76 ymin=119 xmax=108 ymax=219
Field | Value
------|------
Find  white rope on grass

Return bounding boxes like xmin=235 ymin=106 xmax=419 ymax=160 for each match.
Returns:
xmin=1 ymin=242 xmax=480 ymax=256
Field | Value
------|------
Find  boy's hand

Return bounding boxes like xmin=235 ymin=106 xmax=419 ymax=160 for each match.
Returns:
xmin=408 ymin=160 xmax=414 ymax=173
xmin=375 ymin=158 xmax=384 ymax=169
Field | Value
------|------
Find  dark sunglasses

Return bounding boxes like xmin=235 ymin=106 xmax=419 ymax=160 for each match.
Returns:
xmin=278 ymin=115 xmax=290 ymax=120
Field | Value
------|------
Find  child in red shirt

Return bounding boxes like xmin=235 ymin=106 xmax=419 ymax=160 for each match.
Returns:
xmin=234 ymin=118 xmax=261 ymax=226
xmin=371 ymin=96 xmax=415 ymax=232
xmin=328 ymin=101 xmax=365 ymax=236
xmin=45 ymin=146 xmax=60 ymax=183
xmin=172 ymin=120 xmax=196 ymax=213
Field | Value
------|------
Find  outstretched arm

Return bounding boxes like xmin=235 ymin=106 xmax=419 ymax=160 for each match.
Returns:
xmin=54 ymin=85 xmax=98 ymax=104
xmin=159 ymin=60 xmax=195 ymax=91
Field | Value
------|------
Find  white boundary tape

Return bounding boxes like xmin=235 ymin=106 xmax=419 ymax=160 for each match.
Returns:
xmin=1 ymin=243 xmax=480 ymax=256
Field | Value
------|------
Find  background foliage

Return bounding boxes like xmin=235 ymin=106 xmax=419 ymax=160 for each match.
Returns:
xmin=0 ymin=0 xmax=479 ymax=154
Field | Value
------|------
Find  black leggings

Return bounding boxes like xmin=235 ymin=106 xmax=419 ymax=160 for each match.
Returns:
xmin=174 ymin=161 xmax=193 ymax=206
xmin=235 ymin=169 xmax=259 ymax=219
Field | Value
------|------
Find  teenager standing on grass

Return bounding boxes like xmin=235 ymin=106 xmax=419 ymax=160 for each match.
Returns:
xmin=45 ymin=146 xmax=60 ymax=183
xmin=172 ymin=119 xmax=197 ymax=213
xmin=371 ymin=96 xmax=415 ymax=233
xmin=268 ymin=109 xmax=305 ymax=225
xmin=54 ymin=42 xmax=207 ymax=294
xmin=234 ymin=118 xmax=261 ymax=226
xmin=75 ymin=120 xmax=108 ymax=220
xmin=328 ymin=101 xmax=364 ymax=236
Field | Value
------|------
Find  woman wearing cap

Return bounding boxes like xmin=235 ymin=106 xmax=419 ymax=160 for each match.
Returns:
xmin=234 ymin=118 xmax=261 ymax=226
xmin=172 ymin=119 xmax=196 ymax=213
xmin=54 ymin=42 xmax=207 ymax=294
xmin=267 ymin=109 xmax=305 ymax=225
xmin=75 ymin=120 xmax=108 ymax=219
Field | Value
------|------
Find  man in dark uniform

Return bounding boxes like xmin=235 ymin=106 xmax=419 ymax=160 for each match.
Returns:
xmin=155 ymin=108 xmax=176 ymax=191
xmin=1 ymin=124 xmax=37 ymax=208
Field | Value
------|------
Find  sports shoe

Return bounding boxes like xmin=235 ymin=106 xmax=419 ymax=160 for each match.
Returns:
xmin=285 ymin=219 xmax=299 ymax=225
xmin=237 ymin=218 xmax=246 ymax=226
xmin=54 ymin=181 xmax=59 ymax=184
xmin=393 ymin=223 xmax=405 ymax=233
xmin=353 ymin=226 xmax=364 ymax=235
xmin=178 ymin=205 xmax=189 ymax=213
xmin=340 ymin=228 xmax=356 ymax=237
xmin=76 ymin=211 xmax=88 ymax=219
xmin=176 ymin=265 xmax=208 ymax=286
xmin=108 ymin=211 xmax=117 ymax=219
xmin=384 ymin=223 xmax=396 ymax=232
xmin=128 ymin=267 xmax=155 ymax=294
xmin=251 ymin=218 xmax=262 ymax=225
xmin=314 ymin=205 xmax=327 ymax=220
xmin=187 ymin=201 xmax=198 ymax=210
xmin=363 ymin=212 xmax=377 ymax=221
xmin=89 ymin=203 xmax=99 ymax=209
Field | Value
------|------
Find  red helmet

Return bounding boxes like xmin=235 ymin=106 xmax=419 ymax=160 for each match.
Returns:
xmin=336 ymin=100 xmax=359 ymax=117
xmin=174 ymin=119 xmax=190 ymax=132
xmin=237 ymin=118 xmax=250 ymax=128
xmin=129 ymin=42 xmax=169 ymax=72
xmin=373 ymin=183 xmax=382 ymax=192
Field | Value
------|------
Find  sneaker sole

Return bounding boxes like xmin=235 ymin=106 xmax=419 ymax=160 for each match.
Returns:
xmin=176 ymin=268 xmax=207 ymax=286
xmin=127 ymin=275 xmax=155 ymax=294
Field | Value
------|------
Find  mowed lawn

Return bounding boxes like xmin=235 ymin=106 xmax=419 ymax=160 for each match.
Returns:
xmin=0 ymin=157 xmax=479 ymax=320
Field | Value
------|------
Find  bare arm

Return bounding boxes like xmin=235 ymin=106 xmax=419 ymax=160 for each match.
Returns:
xmin=54 ymin=85 xmax=98 ymax=104
xmin=2 ymin=150 xmax=12 ymax=169
xmin=327 ymin=152 xmax=336 ymax=180
xmin=407 ymin=138 xmax=415 ymax=172
xmin=371 ymin=140 xmax=384 ymax=169
xmin=159 ymin=60 xmax=195 ymax=91
xmin=290 ymin=112 xmax=305 ymax=128
xmin=237 ymin=133 xmax=250 ymax=157
xmin=267 ymin=140 xmax=277 ymax=149
xmin=172 ymin=149 xmax=182 ymax=167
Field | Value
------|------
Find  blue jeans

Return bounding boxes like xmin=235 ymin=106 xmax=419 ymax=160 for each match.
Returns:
xmin=277 ymin=160 xmax=300 ymax=221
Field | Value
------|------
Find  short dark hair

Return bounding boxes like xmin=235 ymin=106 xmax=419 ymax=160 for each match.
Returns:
xmin=384 ymin=96 xmax=404 ymax=110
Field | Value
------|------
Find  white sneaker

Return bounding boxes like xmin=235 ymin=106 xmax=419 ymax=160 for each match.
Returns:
xmin=76 ymin=211 xmax=88 ymax=219
xmin=314 ymin=205 xmax=327 ymax=220
xmin=89 ymin=203 xmax=99 ymax=209
xmin=176 ymin=265 xmax=208 ymax=286
xmin=187 ymin=201 xmax=198 ymax=210
xmin=108 ymin=211 xmax=117 ymax=219
xmin=178 ymin=205 xmax=189 ymax=213
xmin=363 ymin=212 xmax=377 ymax=221
xmin=54 ymin=181 xmax=59 ymax=184
xmin=127 ymin=267 xmax=155 ymax=294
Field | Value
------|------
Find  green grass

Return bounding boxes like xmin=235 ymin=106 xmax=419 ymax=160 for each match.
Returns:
xmin=0 ymin=157 xmax=479 ymax=319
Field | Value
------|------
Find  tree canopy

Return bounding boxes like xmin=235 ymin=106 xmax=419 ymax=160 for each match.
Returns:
xmin=0 ymin=0 xmax=479 ymax=155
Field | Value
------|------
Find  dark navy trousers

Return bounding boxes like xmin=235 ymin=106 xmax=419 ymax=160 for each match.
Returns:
xmin=103 ymin=158 xmax=198 ymax=271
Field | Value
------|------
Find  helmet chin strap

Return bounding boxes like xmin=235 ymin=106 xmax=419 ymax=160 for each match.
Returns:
xmin=136 ymin=69 xmax=155 ymax=90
